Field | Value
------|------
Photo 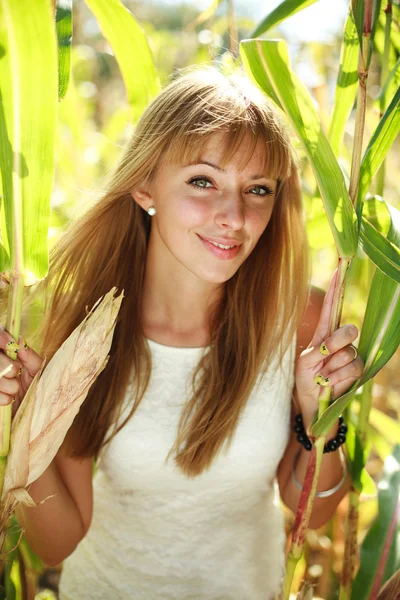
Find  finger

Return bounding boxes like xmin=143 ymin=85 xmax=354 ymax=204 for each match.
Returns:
xmin=314 ymin=356 xmax=363 ymax=388
xmin=0 ymin=375 xmax=20 ymax=397
xmin=332 ymin=372 xmax=362 ymax=400
xmin=0 ymin=356 xmax=22 ymax=379
xmin=0 ymin=391 xmax=15 ymax=406
xmin=321 ymin=345 xmax=360 ymax=374
xmin=0 ymin=328 xmax=20 ymax=356
xmin=301 ymin=324 xmax=359 ymax=370
xmin=309 ymin=270 xmax=338 ymax=348
xmin=318 ymin=324 xmax=358 ymax=357
xmin=16 ymin=336 xmax=44 ymax=377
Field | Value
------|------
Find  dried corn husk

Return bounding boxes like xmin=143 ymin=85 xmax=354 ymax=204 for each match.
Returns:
xmin=296 ymin=582 xmax=315 ymax=599
xmin=0 ymin=287 xmax=123 ymax=528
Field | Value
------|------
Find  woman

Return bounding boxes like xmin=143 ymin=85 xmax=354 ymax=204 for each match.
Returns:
xmin=0 ymin=66 xmax=362 ymax=599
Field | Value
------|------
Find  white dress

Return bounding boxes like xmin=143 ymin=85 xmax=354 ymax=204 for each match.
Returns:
xmin=58 ymin=336 xmax=295 ymax=600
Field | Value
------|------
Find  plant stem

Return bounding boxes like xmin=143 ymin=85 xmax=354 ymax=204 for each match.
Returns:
xmin=282 ymin=438 xmax=325 ymax=598
xmin=0 ymin=274 xmax=24 ymax=499
xmin=339 ymin=489 xmax=360 ymax=600
xmin=349 ymin=34 xmax=370 ymax=213
xmin=375 ymin=0 xmax=393 ymax=197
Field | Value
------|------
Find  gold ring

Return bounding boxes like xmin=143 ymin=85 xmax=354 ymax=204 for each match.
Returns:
xmin=349 ymin=344 xmax=358 ymax=361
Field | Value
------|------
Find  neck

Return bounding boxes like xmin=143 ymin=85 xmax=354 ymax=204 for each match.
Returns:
xmin=140 ymin=235 xmax=223 ymax=343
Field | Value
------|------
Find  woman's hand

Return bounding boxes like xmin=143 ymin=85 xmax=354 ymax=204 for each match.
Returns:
xmin=0 ymin=328 xmax=44 ymax=418
xmin=294 ymin=270 xmax=364 ymax=428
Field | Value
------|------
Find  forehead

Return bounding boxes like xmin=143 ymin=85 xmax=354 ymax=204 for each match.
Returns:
xmin=164 ymin=128 xmax=291 ymax=181
xmin=190 ymin=132 xmax=268 ymax=173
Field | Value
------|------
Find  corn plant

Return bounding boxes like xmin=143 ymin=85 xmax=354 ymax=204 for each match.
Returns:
xmin=241 ymin=0 xmax=400 ymax=598
xmin=0 ymin=0 xmax=159 ymax=596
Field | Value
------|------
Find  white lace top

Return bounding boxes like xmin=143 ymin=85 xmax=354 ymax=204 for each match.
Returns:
xmin=58 ymin=336 xmax=295 ymax=600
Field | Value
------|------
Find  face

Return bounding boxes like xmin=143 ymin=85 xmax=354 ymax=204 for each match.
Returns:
xmin=132 ymin=131 xmax=278 ymax=286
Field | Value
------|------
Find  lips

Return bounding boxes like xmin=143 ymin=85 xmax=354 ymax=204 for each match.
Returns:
xmin=198 ymin=235 xmax=242 ymax=247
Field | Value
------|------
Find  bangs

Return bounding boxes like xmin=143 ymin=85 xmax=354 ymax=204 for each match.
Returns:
xmin=164 ymin=123 xmax=292 ymax=183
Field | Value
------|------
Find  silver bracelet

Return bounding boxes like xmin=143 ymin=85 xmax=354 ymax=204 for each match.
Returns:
xmin=291 ymin=446 xmax=348 ymax=498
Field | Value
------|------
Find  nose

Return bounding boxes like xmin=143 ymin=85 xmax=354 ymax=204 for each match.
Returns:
xmin=214 ymin=190 xmax=245 ymax=230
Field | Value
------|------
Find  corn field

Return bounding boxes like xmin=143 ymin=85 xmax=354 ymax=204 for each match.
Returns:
xmin=0 ymin=0 xmax=399 ymax=598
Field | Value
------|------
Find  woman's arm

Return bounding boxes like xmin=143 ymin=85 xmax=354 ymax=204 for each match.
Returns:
xmin=15 ymin=445 xmax=93 ymax=566
xmin=277 ymin=281 xmax=362 ymax=529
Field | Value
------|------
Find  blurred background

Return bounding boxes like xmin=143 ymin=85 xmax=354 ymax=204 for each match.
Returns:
xmin=20 ymin=0 xmax=399 ymax=598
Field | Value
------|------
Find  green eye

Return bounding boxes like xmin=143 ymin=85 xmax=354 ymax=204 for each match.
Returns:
xmin=250 ymin=185 xmax=274 ymax=196
xmin=187 ymin=176 xmax=213 ymax=188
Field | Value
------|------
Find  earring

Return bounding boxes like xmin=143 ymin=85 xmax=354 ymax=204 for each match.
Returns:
xmin=147 ymin=206 xmax=156 ymax=216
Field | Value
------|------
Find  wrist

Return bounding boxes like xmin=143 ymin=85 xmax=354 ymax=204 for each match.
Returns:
xmin=293 ymin=412 xmax=348 ymax=454
xmin=293 ymin=396 xmax=339 ymax=442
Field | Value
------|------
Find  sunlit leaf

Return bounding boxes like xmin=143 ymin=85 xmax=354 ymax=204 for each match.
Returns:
xmin=377 ymin=56 xmax=400 ymax=113
xmin=249 ymin=0 xmax=318 ymax=38
xmin=351 ymin=445 xmax=400 ymax=599
xmin=0 ymin=0 xmax=58 ymax=284
xmin=359 ymin=217 xmax=400 ymax=283
xmin=351 ymin=0 xmax=382 ymax=67
xmin=84 ymin=0 xmax=160 ymax=122
xmin=313 ymin=199 xmax=400 ymax=438
xmin=351 ymin=0 xmax=364 ymax=45
xmin=240 ymin=39 xmax=358 ymax=259
xmin=358 ymin=87 xmax=400 ymax=205
xmin=312 ymin=271 xmax=400 ymax=436
xmin=55 ymin=0 xmax=73 ymax=100
xmin=329 ymin=10 xmax=359 ymax=156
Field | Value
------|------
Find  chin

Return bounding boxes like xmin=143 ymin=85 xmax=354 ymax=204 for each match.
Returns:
xmin=196 ymin=264 xmax=241 ymax=284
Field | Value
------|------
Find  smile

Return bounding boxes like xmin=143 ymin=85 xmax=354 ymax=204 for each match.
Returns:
xmin=197 ymin=235 xmax=242 ymax=260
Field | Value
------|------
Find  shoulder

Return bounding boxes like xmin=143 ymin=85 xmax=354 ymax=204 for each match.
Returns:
xmin=295 ymin=285 xmax=325 ymax=359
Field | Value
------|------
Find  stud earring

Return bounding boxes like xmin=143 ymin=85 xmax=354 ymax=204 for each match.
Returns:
xmin=147 ymin=206 xmax=156 ymax=216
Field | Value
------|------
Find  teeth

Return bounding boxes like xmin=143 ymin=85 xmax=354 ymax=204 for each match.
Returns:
xmin=209 ymin=241 xmax=236 ymax=249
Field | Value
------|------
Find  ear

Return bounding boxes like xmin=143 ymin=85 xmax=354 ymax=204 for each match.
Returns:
xmin=130 ymin=186 xmax=153 ymax=212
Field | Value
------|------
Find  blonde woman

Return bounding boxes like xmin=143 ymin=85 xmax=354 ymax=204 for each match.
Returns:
xmin=0 ymin=67 xmax=362 ymax=599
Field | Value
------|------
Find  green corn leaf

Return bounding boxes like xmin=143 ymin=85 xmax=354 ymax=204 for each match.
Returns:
xmin=377 ymin=56 xmax=400 ymax=113
xmin=328 ymin=10 xmax=359 ymax=156
xmin=360 ymin=467 xmax=378 ymax=496
xmin=240 ymin=39 xmax=358 ymax=259
xmin=2 ymin=516 xmax=23 ymax=600
xmin=359 ymin=217 xmax=400 ymax=283
xmin=239 ymin=42 xmax=281 ymax=107
xmin=312 ymin=271 xmax=400 ymax=436
xmin=0 ymin=0 xmax=58 ymax=285
xmin=351 ymin=0 xmax=382 ymax=67
xmin=345 ymin=413 xmax=368 ymax=493
xmin=351 ymin=445 xmax=400 ymax=600
xmin=84 ymin=0 xmax=160 ymax=123
xmin=56 ymin=0 xmax=72 ymax=100
xmin=313 ymin=199 xmax=400 ymax=437
xmin=351 ymin=0 xmax=364 ymax=45
xmin=358 ymin=86 xmax=400 ymax=204
xmin=363 ymin=195 xmax=394 ymax=238
xmin=249 ymin=0 xmax=318 ymax=38
xmin=376 ymin=3 xmax=400 ymax=67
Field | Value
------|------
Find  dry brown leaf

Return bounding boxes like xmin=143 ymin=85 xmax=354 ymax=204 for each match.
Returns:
xmin=0 ymin=287 xmax=123 ymax=526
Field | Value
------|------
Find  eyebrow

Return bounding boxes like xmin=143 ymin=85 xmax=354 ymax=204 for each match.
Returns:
xmin=186 ymin=160 xmax=269 ymax=182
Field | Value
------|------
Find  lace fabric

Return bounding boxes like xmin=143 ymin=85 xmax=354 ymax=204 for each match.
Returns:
xmin=58 ymin=336 xmax=295 ymax=599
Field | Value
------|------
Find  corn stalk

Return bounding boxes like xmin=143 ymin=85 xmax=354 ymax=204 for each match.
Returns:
xmin=0 ymin=0 xmax=58 ymax=500
xmin=241 ymin=0 xmax=400 ymax=594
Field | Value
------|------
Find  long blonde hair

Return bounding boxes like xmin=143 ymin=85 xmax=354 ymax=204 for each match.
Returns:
xmin=39 ymin=65 xmax=309 ymax=477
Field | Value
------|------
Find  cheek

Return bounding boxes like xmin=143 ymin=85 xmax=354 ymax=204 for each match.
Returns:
xmin=174 ymin=196 xmax=212 ymax=228
xmin=246 ymin=203 xmax=275 ymax=236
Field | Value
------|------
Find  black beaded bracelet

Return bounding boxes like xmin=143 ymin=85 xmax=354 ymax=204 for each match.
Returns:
xmin=294 ymin=413 xmax=348 ymax=453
